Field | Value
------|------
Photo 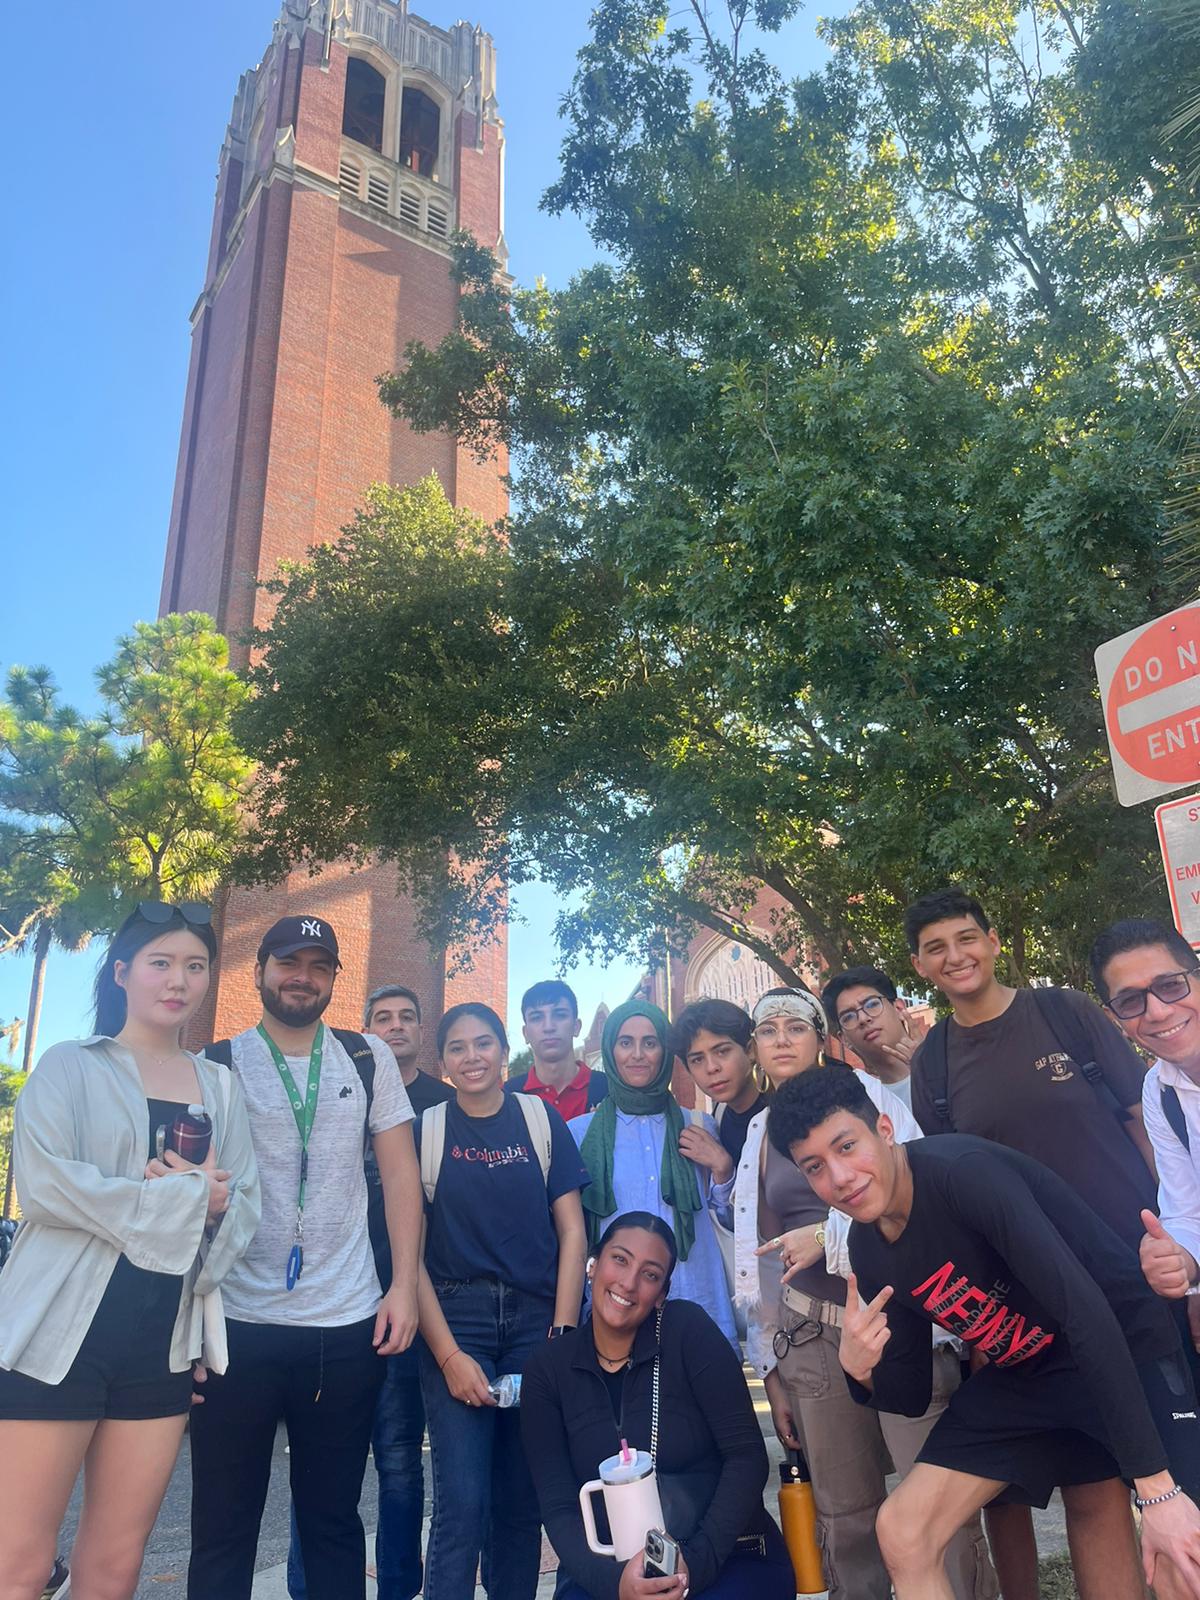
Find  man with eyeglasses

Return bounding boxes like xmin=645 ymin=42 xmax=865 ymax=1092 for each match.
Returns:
xmin=1092 ymin=919 xmax=1200 ymax=1312
xmin=822 ymin=967 xmax=919 ymax=1110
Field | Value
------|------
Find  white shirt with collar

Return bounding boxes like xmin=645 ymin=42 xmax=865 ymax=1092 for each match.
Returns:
xmin=1143 ymin=1056 xmax=1200 ymax=1274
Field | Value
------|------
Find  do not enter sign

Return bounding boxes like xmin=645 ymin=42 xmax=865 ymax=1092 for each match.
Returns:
xmin=1095 ymin=603 xmax=1200 ymax=807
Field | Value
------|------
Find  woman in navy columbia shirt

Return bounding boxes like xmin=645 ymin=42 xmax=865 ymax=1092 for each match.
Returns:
xmin=415 ymin=1002 xmax=589 ymax=1600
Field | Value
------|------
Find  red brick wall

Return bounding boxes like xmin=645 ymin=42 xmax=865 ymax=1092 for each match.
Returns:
xmin=165 ymin=21 xmax=508 ymax=1046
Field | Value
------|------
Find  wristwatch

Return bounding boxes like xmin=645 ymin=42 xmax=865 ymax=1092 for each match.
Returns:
xmin=548 ymin=1324 xmax=576 ymax=1339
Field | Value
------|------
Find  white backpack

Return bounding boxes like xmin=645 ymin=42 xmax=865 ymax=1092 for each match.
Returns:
xmin=419 ymin=1092 xmax=553 ymax=1201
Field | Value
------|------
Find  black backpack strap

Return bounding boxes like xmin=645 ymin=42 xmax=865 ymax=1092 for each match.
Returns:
xmin=333 ymin=1029 xmax=377 ymax=1154
xmin=332 ymin=1029 xmax=391 ymax=1283
xmin=332 ymin=1028 xmax=376 ymax=1113
xmin=920 ymin=1017 xmax=955 ymax=1129
xmin=1032 ymin=988 xmax=1131 ymax=1124
xmin=204 ymin=1039 xmax=233 ymax=1069
xmin=587 ymin=1071 xmax=610 ymax=1111
xmin=1162 ymin=1084 xmax=1191 ymax=1152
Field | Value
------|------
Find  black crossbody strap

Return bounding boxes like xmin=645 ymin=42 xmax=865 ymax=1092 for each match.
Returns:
xmin=1162 ymin=1084 xmax=1192 ymax=1152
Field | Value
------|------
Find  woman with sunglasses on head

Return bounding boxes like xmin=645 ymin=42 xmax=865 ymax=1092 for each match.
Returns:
xmin=737 ymin=988 xmax=993 ymax=1600
xmin=0 ymin=902 xmax=261 ymax=1600
xmin=521 ymin=1211 xmax=793 ymax=1600
xmin=570 ymin=1001 xmax=738 ymax=1349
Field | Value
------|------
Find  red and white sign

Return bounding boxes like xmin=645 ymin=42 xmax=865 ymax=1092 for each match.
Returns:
xmin=1155 ymin=792 xmax=1200 ymax=948
xmin=1095 ymin=603 xmax=1200 ymax=806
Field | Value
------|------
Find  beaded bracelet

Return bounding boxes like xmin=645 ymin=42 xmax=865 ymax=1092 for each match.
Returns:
xmin=1135 ymin=1485 xmax=1183 ymax=1509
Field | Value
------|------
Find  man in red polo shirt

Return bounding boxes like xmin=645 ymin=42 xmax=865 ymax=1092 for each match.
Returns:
xmin=507 ymin=981 xmax=608 ymax=1123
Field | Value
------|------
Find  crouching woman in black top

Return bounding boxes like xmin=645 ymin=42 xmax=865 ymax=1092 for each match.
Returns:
xmin=521 ymin=1212 xmax=793 ymax=1600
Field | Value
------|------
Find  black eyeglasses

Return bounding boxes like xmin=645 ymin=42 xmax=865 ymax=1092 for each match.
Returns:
xmin=835 ymin=995 xmax=887 ymax=1031
xmin=1106 ymin=969 xmax=1199 ymax=1020
xmin=137 ymin=901 xmax=213 ymax=928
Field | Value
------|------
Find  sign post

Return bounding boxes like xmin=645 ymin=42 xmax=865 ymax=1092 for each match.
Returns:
xmin=1094 ymin=603 xmax=1200 ymax=807
xmin=1155 ymin=793 xmax=1200 ymax=948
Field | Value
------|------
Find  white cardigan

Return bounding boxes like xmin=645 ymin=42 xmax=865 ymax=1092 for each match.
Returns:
xmin=719 ymin=1071 xmax=923 ymax=1378
xmin=0 ymin=1037 xmax=261 ymax=1384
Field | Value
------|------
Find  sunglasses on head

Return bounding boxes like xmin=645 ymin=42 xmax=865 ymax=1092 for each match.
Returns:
xmin=137 ymin=900 xmax=213 ymax=928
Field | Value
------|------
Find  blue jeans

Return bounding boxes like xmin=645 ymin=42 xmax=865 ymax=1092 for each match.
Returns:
xmin=288 ymin=1343 xmax=427 ymax=1600
xmin=419 ymin=1278 xmax=553 ymax=1600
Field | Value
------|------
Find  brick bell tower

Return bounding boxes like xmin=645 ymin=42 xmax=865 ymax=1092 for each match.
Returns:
xmin=161 ymin=0 xmax=508 ymax=1050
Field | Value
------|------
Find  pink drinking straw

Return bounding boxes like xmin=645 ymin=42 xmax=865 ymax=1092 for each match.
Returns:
xmin=620 ymin=1438 xmax=632 ymax=1464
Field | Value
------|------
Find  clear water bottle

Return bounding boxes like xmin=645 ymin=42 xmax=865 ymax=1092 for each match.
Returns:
xmin=488 ymin=1373 xmax=522 ymax=1407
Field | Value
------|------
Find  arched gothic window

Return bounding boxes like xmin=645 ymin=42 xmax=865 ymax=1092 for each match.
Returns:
xmin=399 ymin=87 xmax=440 ymax=179
xmin=342 ymin=57 xmax=386 ymax=153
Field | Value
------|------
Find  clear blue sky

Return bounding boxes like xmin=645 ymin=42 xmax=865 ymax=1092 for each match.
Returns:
xmin=0 ymin=0 xmax=842 ymax=1052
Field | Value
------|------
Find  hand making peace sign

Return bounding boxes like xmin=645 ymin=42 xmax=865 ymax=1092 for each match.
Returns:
xmin=838 ymin=1273 xmax=893 ymax=1386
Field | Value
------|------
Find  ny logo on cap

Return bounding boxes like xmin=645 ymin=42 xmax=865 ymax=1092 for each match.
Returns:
xmin=301 ymin=919 xmax=324 ymax=939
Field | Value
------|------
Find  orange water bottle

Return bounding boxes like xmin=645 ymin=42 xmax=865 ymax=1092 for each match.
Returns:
xmin=779 ymin=1451 xmax=824 ymax=1594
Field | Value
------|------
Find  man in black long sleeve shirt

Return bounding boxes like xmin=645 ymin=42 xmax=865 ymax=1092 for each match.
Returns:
xmin=769 ymin=1064 xmax=1200 ymax=1600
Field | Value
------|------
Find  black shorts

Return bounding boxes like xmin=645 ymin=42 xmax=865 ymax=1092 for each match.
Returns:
xmin=0 ymin=1256 xmax=192 ymax=1422
xmin=916 ymin=1349 xmax=1200 ymax=1509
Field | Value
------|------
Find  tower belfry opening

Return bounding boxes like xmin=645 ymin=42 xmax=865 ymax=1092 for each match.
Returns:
xmin=400 ymin=86 xmax=440 ymax=178
xmin=343 ymin=56 xmax=386 ymax=151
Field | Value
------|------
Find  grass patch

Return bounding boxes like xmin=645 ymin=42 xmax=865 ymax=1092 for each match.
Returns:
xmin=1038 ymin=1553 xmax=1078 ymax=1598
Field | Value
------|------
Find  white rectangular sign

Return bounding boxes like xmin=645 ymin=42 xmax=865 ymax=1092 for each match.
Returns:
xmin=1155 ymin=791 xmax=1200 ymax=948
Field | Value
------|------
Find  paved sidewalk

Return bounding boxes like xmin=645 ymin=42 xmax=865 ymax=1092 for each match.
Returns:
xmin=57 ymin=1367 xmax=1067 ymax=1597
xmin=246 ymin=1374 xmax=1070 ymax=1600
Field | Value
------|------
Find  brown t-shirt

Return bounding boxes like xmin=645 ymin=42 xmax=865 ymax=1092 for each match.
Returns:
xmin=759 ymin=1131 xmax=847 ymax=1307
xmin=911 ymin=987 xmax=1154 ymax=1251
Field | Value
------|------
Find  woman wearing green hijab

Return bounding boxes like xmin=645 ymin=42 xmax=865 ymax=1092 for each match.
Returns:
xmin=569 ymin=999 xmax=738 ymax=1347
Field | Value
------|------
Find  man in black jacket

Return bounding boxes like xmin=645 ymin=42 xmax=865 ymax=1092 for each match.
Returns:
xmin=770 ymin=1064 xmax=1200 ymax=1600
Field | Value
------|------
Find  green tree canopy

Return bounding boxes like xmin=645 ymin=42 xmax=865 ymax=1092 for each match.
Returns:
xmin=0 ymin=612 xmax=251 ymax=1080
xmin=243 ymin=0 xmax=1198 ymax=986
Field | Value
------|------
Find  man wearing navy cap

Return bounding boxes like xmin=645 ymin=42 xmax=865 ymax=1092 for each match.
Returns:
xmin=188 ymin=915 xmax=422 ymax=1600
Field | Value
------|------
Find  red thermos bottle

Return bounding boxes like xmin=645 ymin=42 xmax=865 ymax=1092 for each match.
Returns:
xmin=169 ymin=1106 xmax=213 ymax=1164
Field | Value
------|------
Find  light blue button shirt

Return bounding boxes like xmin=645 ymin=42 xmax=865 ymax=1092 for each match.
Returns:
xmin=569 ymin=1107 xmax=739 ymax=1348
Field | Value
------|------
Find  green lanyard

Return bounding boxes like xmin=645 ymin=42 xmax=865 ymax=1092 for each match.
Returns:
xmin=257 ymin=1022 xmax=324 ymax=1290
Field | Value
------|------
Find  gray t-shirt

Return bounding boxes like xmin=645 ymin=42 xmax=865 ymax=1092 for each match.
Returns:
xmin=220 ymin=1026 xmax=413 ymax=1327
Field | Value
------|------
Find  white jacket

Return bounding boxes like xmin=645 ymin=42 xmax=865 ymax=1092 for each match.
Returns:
xmin=723 ymin=1071 xmax=923 ymax=1378
xmin=0 ymin=1037 xmax=261 ymax=1383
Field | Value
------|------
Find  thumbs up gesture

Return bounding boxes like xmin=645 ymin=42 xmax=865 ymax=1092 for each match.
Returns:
xmin=1140 ymin=1210 xmax=1199 ymax=1299
xmin=838 ymin=1273 xmax=894 ymax=1385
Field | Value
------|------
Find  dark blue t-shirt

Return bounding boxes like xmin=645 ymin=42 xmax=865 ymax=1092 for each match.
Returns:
xmin=415 ymin=1095 xmax=590 ymax=1301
